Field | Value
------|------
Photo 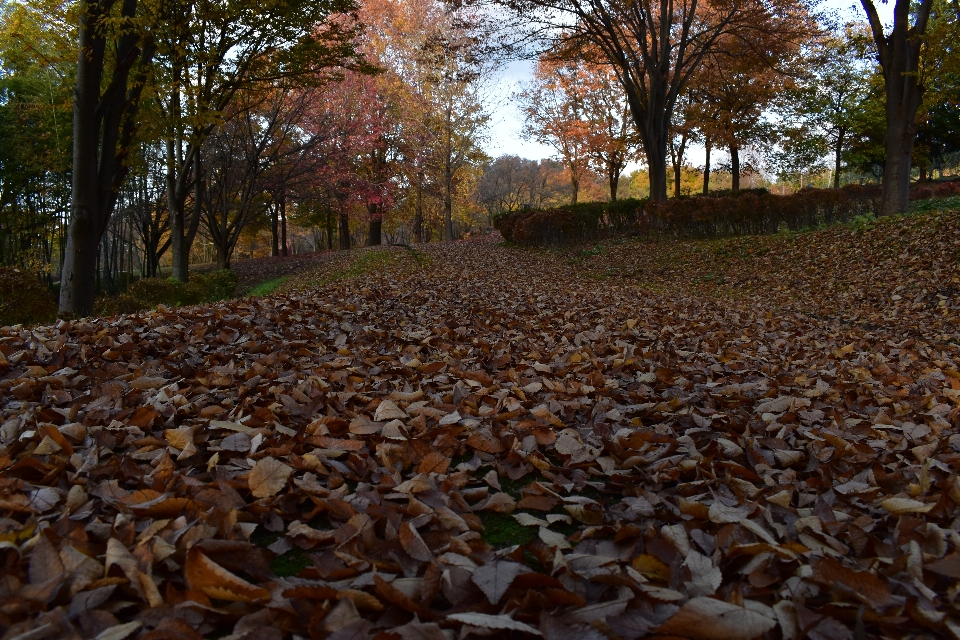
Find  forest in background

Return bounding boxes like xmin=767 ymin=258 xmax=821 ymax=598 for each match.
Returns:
xmin=0 ymin=0 xmax=957 ymax=316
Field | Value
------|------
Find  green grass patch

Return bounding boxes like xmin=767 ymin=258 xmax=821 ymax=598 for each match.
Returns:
xmin=270 ymin=546 xmax=311 ymax=577
xmin=248 ymin=276 xmax=289 ymax=297
xmin=252 ymin=524 xmax=314 ymax=577
xmin=910 ymin=195 xmax=960 ymax=214
xmin=478 ymin=511 xmax=536 ymax=548
xmin=499 ymin=474 xmax=536 ymax=498
xmin=302 ymin=247 xmax=427 ymax=289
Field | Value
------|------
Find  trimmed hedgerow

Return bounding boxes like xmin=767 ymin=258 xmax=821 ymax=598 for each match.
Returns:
xmin=494 ymin=198 xmax=647 ymax=245
xmin=496 ymin=187 xmax=891 ymax=246
xmin=0 ymin=268 xmax=57 ymax=327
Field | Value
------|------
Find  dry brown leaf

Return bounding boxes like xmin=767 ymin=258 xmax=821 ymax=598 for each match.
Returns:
xmin=248 ymin=456 xmax=293 ymax=498
xmin=184 ymin=547 xmax=270 ymax=603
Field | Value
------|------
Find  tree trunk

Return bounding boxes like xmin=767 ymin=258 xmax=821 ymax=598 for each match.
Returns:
xmin=703 ymin=141 xmax=712 ymax=195
xmin=270 ymin=200 xmax=279 ymax=256
xmin=861 ymin=0 xmax=932 ymax=214
xmin=642 ymin=124 xmax=669 ymax=203
xmin=730 ymin=144 xmax=740 ymax=193
xmin=833 ymin=132 xmax=843 ymax=189
xmin=609 ymin=164 xmax=620 ymax=202
xmin=326 ymin=208 xmax=333 ymax=250
xmin=60 ymin=0 xmax=153 ymax=316
xmin=669 ymin=132 xmax=688 ymax=198
xmin=444 ymin=190 xmax=453 ymax=242
xmin=339 ymin=212 xmax=350 ymax=250
xmin=414 ymin=180 xmax=424 ymax=243
xmin=569 ymin=164 xmax=580 ymax=205
xmin=216 ymin=243 xmax=229 ymax=270
xmin=169 ymin=147 xmax=201 ymax=281
xmin=280 ymin=193 xmax=287 ymax=256
xmin=367 ymin=203 xmax=382 ymax=246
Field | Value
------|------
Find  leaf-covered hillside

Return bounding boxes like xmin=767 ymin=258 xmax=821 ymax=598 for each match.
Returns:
xmin=569 ymin=208 xmax=960 ymax=340
xmin=1 ymin=211 xmax=959 ymax=639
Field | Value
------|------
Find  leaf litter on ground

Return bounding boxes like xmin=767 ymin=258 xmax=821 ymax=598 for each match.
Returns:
xmin=2 ymin=213 xmax=960 ymax=639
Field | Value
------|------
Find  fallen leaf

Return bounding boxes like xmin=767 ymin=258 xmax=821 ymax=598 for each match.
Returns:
xmin=248 ymin=456 xmax=293 ymax=498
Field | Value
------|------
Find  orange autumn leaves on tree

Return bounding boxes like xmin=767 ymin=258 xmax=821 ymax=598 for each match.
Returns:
xmin=517 ymin=53 xmax=637 ymax=204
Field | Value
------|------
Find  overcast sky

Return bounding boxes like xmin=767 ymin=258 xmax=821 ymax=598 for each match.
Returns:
xmin=481 ymin=1 xmax=893 ymax=169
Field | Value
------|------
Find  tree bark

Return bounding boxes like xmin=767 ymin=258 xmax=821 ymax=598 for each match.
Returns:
xmin=609 ymin=165 xmax=620 ymax=201
xmin=339 ymin=212 xmax=350 ymax=250
xmin=414 ymin=179 xmax=424 ymax=243
xmin=833 ymin=131 xmax=844 ymax=189
xmin=271 ymin=200 xmax=280 ymax=256
xmin=169 ymin=145 xmax=201 ymax=281
xmin=860 ymin=0 xmax=933 ymax=214
xmin=703 ymin=140 xmax=712 ymax=195
xmin=443 ymin=189 xmax=453 ymax=242
xmin=60 ymin=0 xmax=154 ymax=316
xmin=569 ymin=165 xmax=580 ymax=205
xmin=280 ymin=192 xmax=287 ymax=256
xmin=367 ymin=203 xmax=382 ymax=246
xmin=326 ymin=208 xmax=333 ymax=250
xmin=730 ymin=144 xmax=740 ymax=193
xmin=641 ymin=124 xmax=669 ymax=203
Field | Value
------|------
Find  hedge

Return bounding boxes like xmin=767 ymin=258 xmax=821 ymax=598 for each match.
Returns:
xmin=495 ymin=185 xmax=890 ymax=246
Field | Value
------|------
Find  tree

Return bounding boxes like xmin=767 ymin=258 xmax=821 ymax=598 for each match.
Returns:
xmin=502 ymin=0 xmax=815 ymax=202
xmin=860 ymin=0 xmax=934 ymax=214
xmin=689 ymin=32 xmax=795 ymax=192
xmin=914 ymin=0 xmax=960 ymax=180
xmin=199 ymin=87 xmax=312 ymax=269
xmin=154 ymin=0 xmax=365 ymax=281
xmin=796 ymin=28 xmax=873 ymax=188
xmin=60 ymin=0 xmax=159 ymax=316
xmin=418 ymin=15 xmax=491 ymax=241
xmin=579 ymin=58 xmax=637 ymax=201
xmin=474 ymin=155 xmax=569 ymax=217
xmin=0 ymin=0 xmax=74 ymax=273
xmin=517 ymin=56 xmax=590 ymax=205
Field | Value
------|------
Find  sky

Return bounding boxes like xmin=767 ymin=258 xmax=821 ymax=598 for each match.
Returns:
xmin=481 ymin=1 xmax=894 ymax=169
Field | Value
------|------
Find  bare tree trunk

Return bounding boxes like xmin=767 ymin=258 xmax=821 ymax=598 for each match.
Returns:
xmin=170 ymin=146 xmax=201 ymax=281
xmin=861 ymin=0 xmax=933 ymax=214
xmin=609 ymin=165 xmax=620 ymax=202
xmin=271 ymin=200 xmax=280 ymax=256
xmin=326 ymin=208 xmax=333 ymax=250
xmin=569 ymin=165 xmax=580 ymax=205
xmin=61 ymin=0 xmax=153 ymax=316
xmin=703 ymin=140 xmax=712 ymax=195
xmin=833 ymin=132 xmax=843 ymax=189
xmin=444 ymin=190 xmax=453 ymax=242
xmin=280 ymin=192 xmax=288 ymax=256
xmin=730 ymin=144 xmax=740 ymax=193
xmin=367 ymin=203 xmax=382 ymax=246
xmin=643 ymin=134 xmax=669 ymax=203
xmin=216 ymin=243 xmax=230 ymax=270
xmin=339 ymin=212 xmax=350 ymax=250
xmin=414 ymin=179 xmax=424 ymax=243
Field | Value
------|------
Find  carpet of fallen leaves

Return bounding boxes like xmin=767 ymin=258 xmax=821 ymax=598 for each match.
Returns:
xmin=570 ymin=209 xmax=960 ymax=342
xmin=2 ymin=216 xmax=960 ymax=640
xmin=223 ymin=251 xmax=342 ymax=295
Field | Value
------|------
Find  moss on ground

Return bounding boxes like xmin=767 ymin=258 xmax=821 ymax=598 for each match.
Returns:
xmin=478 ymin=511 xmax=536 ymax=548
